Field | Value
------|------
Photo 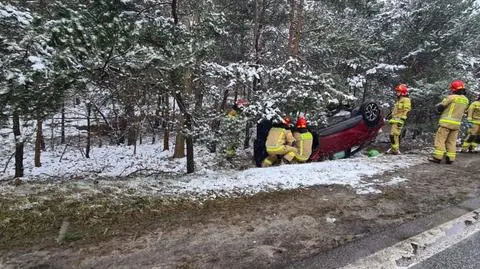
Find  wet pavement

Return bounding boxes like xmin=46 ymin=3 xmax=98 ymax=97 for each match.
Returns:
xmin=410 ymin=230 xmax=480 ymax=269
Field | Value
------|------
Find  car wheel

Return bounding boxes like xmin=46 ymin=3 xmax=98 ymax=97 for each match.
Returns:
xmin=360 ymin=102 xmax=381 ymax=128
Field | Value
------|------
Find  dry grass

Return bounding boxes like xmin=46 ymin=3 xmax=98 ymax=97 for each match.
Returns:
xmin=0 ymin=186 xmax=306 ymax=252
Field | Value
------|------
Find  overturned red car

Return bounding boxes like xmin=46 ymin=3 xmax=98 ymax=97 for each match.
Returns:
xmin=254 ymin=101 xmax=384 ymax=166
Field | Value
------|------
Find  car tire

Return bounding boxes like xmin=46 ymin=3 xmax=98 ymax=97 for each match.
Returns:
xmin=360 ymin=101 xmax=381 ymax=128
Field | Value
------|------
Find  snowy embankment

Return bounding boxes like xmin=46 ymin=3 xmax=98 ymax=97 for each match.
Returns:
xmin=0 ymin=143 xmax=428 ymax=200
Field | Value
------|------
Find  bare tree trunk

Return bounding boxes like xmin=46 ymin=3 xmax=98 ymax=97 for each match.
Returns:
xmin=173 ymin=103 xmax=185 ymax=159
xmin=34 ymin=118 xmax=43 ymax=167
xmin=86 ymin=103 xmax=91 ymax=158
xmin=185 ymin=114 xmax=194 ymax=173
xmin=126 ymin=104 xmax=136 ymax=146
xmin=173 ymin=131 xmax=185 ymax=158
xmin=154 ymin=93 xmax=161 ymax=144
xmin=253 ymin=0 xmax=266 ymax=63
xmin=170 ymin=0 xmax=194 ymax=173
xmin=245 ymin=0 xmax=266 ymax=149
xmin=163 ymin=126 xmax=170 ymax=150
xmin=171 ymin=72 xmax=194 ymax=172
xmin=61 ymin=103 xmax=65 ymax=144
xmin=194 ymin=80 xmax=203 ymax=112
xmin=13 ymin=112 xmax=24 ymax=178
xmin=95 ymin=112 xmax=102 ymax=148
xmin=287 ymin=0 xmax=296 ymax=56
xmin=171 ymin=0 xmax=178 ymax=24
xmin=134 ymin=134 xmax=137 ymax=155
xmin=163 ymin=93 xmax=170 ymax=150
xmin=244 ymin=83 xmax=254 ymax=149
xmin=362 ymin=82 xmax=368 ymax=103
xmin=292 ymin=0 xmax=304 ymax=56
xmin=50 ymin=115 xmax=55 ymax=151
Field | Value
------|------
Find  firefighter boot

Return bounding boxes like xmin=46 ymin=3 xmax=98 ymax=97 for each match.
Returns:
xmin=428 ymin=157 xmax=441 ymax=164
xmin=445 ymin=156 xmax=453 ymax=165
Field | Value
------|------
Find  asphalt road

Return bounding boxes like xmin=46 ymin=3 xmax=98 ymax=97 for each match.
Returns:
xmin=284 ymin=198 xmax=480 ymax=269
xmin=410 ymin=230 xmax=480 ymax=269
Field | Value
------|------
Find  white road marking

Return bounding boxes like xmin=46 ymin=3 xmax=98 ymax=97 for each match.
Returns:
xmin=340 ymin=209 xmax=480 ymax=269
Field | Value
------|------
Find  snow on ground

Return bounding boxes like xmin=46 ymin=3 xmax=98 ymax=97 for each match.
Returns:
xmin=0 ymin=141 xmax=428 ymax=201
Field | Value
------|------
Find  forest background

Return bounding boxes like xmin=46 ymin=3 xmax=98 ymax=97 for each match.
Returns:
xmin=1 ymin=0 xmax=480 ymax=177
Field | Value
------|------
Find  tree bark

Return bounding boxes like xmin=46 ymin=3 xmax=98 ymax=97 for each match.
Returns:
xmin=172 ymin=98 xmax=184 ymax=158
xmin=185 ymin=114 xmax=194 ymax=173
xmin=34 ymin=118 xmax=43 ymax=167
xmin=126 ymin=104 xmax=136 ymax=146
xmin=163 ymin=93 xmax=170 ymax=151
xmin=13 ymin=112 xmax=24 ymax=178
xmin=61 ymin=103 xmax=65 ymax=144
xmin=292 ymin=0 xmax=304 ymax=56
xmin=86 ymin=103 xmax=91 ymax=158
xmin=171 ymin=72 xmax=194 ymax=173
xmin=287 ymin=0 xmax=296 ymax=56
xmin=194 ymin=80 xmax=204 ymax=112
xmin=253 ymin=0 xmax=266 ymax=63
xmin=170 ymin=0 xmax=194 ymax=173
xmin=173 ymin=130 xmax=185 ymax=158
xmin=171 ymin=0 xmax=178 ymax=24
xmin=287 ymin=0 xmax=304 ymax=57
xmin=50 ymin=115 xmax=55 ymax=151
xmin=247 ymin=0 xmax=266 ymax=149
xmin=244 ymin=78 xmax=254 ymax=149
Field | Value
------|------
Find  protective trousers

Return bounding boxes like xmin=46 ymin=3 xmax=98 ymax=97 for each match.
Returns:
xmin=262 ymin=145 xmax=297 ymax=167
xmin=390 ymin=123 xmax=403 ymax=152
xmin=462 ymin=124 xmax=480 ymax=151
xmin=433 ymin=126 xmax=459 ymax=162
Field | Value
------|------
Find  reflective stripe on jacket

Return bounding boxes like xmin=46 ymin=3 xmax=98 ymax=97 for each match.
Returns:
xmin=467 ymin=101 xmax=480 ymax=125
xmin=439 ymin=94 xmax=469 ymax=130
xmin=388 ymin=96 xmax=411 ymax=125
xmin=293 ymin=131 xmax=313 ymax=161
xmin=265 ymin=127 xmax=295 ymax=152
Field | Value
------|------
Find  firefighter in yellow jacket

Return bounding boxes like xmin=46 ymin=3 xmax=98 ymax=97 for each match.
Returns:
xmin=224 ymin=99 xmax=248 ymax=159
xmin=461 ymin=95 xmax=480 ymax=153
xmin=429 ymin=80 xmax=469 ymax=164
xmin=285 ymin=116 xmax=313 ymax=163
xmin=262 ymin=117 xmax=297 ymax=167
xmin=387 ymin=84 xmax=412 ymax=154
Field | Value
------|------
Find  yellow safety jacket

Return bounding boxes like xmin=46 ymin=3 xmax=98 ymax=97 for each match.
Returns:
xmin=388 ymin=96 xmax=411 ymax=125
xmin=227 ymin=109 xmax=238 ymax=119
xmin=265 ymin=127 xmax=295 ymax=153
xmin=438 ymin=94 xmax=469 ymax=130
xmin=293 ymin=130 xmax=313 ymax=162
xmin=467 ymin=100 xmax=480 ymax=125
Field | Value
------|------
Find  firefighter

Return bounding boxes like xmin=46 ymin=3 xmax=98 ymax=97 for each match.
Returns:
xmin=429 ymin=80 xmax=469 ymax=164
xmin=461 ymin=95 xmax=480 ymax=153
xmin=286 ymin=116 xmax=313 ymax=163
xmin=224 ymin=98 xmax=248 ymax=159
xmin=387 ymin=84 xmax=412 ymax=154
xmin=262 ymin=116 xmax=297 ymax=167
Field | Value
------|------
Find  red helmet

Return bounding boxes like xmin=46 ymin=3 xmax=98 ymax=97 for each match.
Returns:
xmin=395 ymin=84 xmax=408 ymax=96
xmin=296 ymin=117 xmax=307 ymax=129
xmin=450 ymin=80 xmax=465 ymax=92
xmin=235 ymin=98 xmax=248 ymax=108
xmin=283 ymin=116 xmax=291 ymax=126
